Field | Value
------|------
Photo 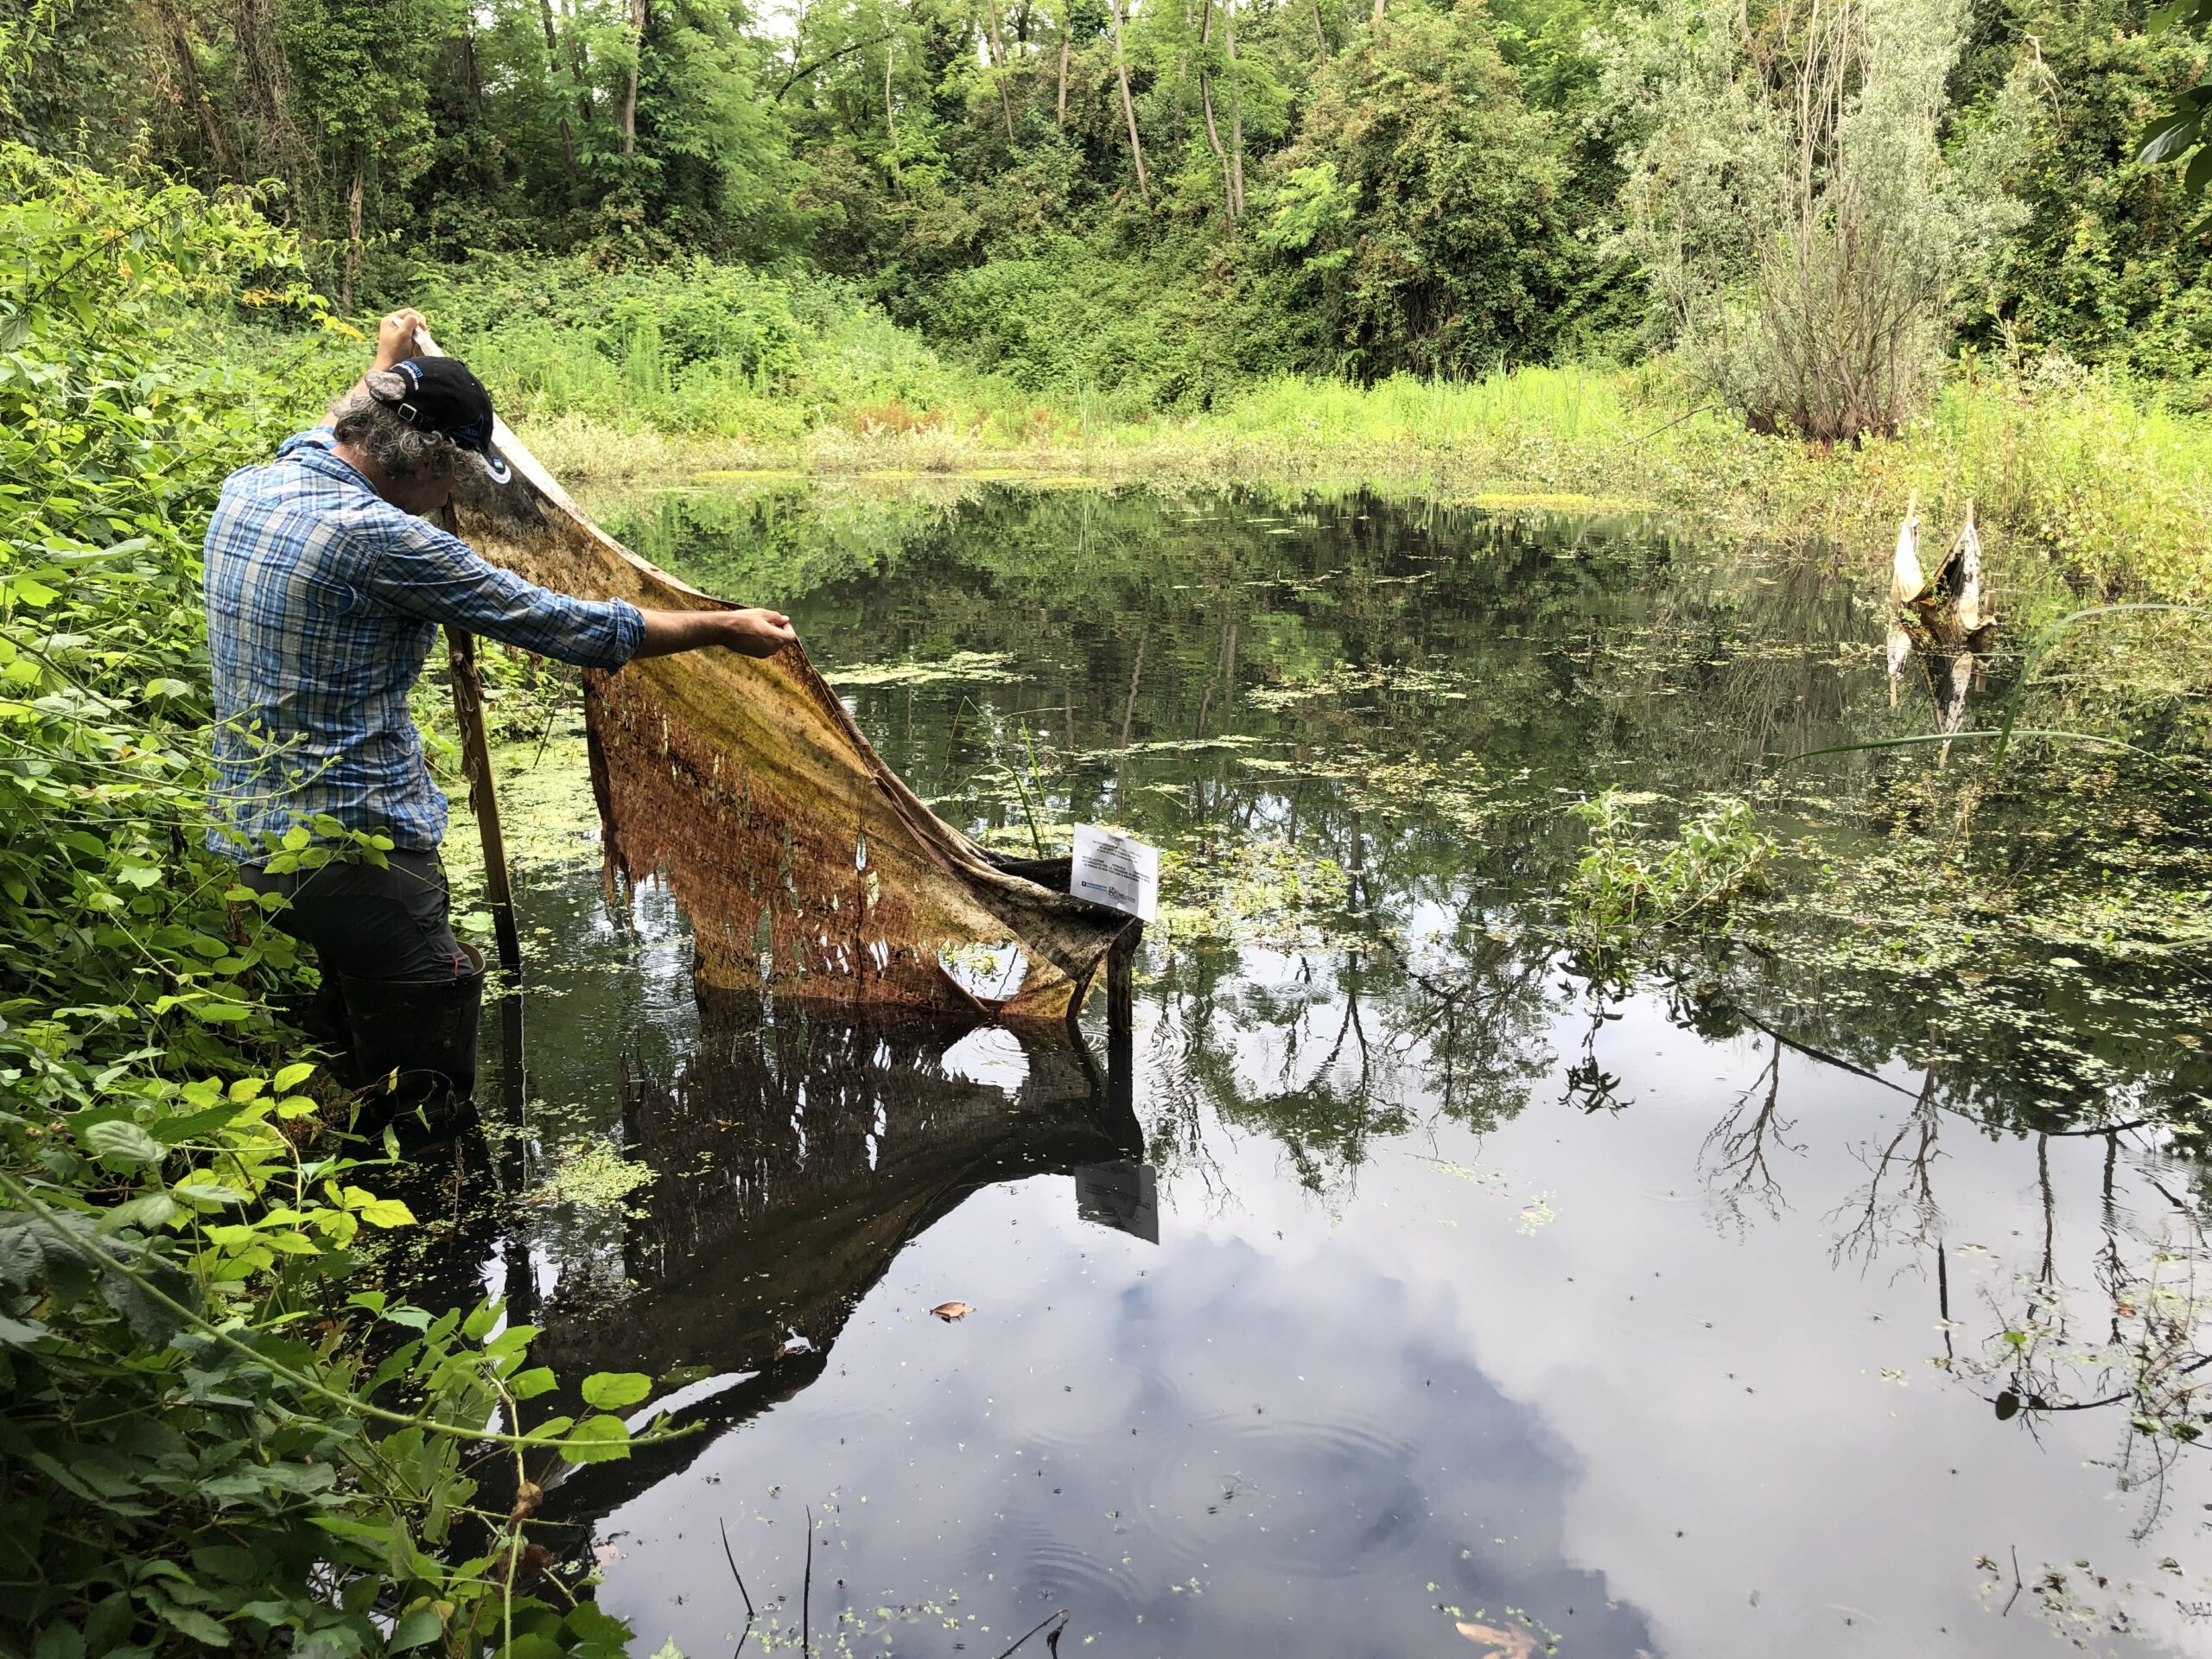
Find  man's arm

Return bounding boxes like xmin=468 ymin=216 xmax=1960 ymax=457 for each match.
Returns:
xmin=329 ymin=311 xmax=429 ymax=415
xmin=357 ymin=516 xmax=795 ymax=667
xmin=634 ymin=607 xmax=797 ymax=659
xmin=344 ymin=312 xmax=798 ymax=663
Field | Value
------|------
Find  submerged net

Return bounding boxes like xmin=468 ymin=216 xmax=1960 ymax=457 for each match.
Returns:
xmin=425 ymin=336 xmax=1131 ymax=1023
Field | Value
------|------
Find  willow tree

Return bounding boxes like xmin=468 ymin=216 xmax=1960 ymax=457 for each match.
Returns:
xmin=1603 ymin=0 xmax=2023 ymax=441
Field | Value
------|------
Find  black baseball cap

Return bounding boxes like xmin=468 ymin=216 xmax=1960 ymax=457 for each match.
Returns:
xmin=373 ymin=357 xmax=512 ymax=484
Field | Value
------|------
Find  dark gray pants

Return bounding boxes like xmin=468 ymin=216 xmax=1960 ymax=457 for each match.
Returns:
xmin=240 ymin=848 xmax=467 ymax=991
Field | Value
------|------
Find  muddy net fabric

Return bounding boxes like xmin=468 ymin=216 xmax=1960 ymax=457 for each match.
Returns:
xmin=423 ymin=335 xmax=1129 ymax=1023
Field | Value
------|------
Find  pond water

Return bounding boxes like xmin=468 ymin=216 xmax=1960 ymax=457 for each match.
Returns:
xmin=413 ymin=484 xmax=2212 ymax=1657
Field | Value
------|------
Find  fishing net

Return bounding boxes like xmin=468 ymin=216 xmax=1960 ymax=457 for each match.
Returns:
xmin=426 ymin=337 xmax=1132 ymax=1024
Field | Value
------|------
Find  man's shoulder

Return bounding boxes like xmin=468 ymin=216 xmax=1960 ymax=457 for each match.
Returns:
xmin=218 ymin=436 xmax=403 ymax=531
xmin=209 ymin=441 xmax=410 ymax=588
xmin=229 ymin=425 xmax=330 ymax=470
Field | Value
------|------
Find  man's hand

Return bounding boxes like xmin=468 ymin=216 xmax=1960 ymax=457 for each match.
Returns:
xmin=718 ymin=607 xmax=797 ymax=658
xmin=373 ymin=309 xmax=429 ymax=372
xmin=633 ymin=605 xmax=797 ymax=660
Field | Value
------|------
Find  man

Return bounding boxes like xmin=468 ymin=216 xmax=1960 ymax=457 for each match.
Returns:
xmin=205 ymin=308 xmax=794 ymax=1134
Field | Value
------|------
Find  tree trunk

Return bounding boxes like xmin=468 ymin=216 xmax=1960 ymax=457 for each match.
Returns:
xmin=537 ymin=0 xmax=579 ymax=194
xmin=1371 ymin=0 xmax=1382 ymax=20
xmin=460 ymin=28 xmax=501 ymax=187
xmin=462 ymin=28 xmax=484 ymax=115
xmin=1311 ymin=0 xmax=1328 ymax=54
xmin=619 ymin=0 xmax=646 ymax=156
xmin=567 ymin=0 xmax=596 ymax=127
xmin=885 ymin=40 xmax=900 ymax=180
xmin=983 ymin=0 xmax=1017 ymax=141
xmin=232 ymin=0 xmax=302 ymax=184
xmin=151 ymin=0 xmax=243 ymax=180
xmin=1222 ymin=0 xmax=1244 ymax=217
xmin=341 ymin=143 xmax=365 ymax=314
xmin=1108 ymin=0 xmax=1150 ymax=203
xmin=1198 ymin=74 xmax=1231 ymax=223
xmin=1197 ymin=0 xmax=1233 ymax=226
xmin=1056 ymin=34 xmax=1071 ymax=125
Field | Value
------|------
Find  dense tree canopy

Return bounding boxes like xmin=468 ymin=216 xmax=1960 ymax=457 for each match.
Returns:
xmin=4 ymin=0 xmax=2209 ymax=417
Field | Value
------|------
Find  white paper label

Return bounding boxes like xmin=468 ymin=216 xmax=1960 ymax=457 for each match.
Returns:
xmin=1071 ymin=823 xmax=1159 ymax=923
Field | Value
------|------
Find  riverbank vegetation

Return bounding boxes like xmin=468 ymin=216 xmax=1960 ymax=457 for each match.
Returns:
xmin=5 ymin=0 xmax=2209 ymax=605
xmin=0 ymin=148 xmax=667 ymax=1657
xmin=5 ymin=0 xmax=2212 ymax=1643
xmin=346 ymin=249 xmax=2212 ymax=607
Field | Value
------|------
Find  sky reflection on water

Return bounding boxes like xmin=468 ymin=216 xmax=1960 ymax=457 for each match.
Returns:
xmin=429 ymin=485 xmax=2212 ymax=1656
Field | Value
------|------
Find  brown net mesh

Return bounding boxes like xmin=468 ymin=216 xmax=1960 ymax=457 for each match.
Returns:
xmin=423 ymin=335 xmax=1131 ymax=1024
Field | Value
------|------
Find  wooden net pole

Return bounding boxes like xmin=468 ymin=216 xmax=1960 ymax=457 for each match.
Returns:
xmin=443 ymin=624 xmax=523 ymax=979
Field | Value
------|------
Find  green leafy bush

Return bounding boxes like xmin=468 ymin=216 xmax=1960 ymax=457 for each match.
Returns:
xmin=0 ymin=147 xmax=658 ymax=1659
xmin=1262 ymin=2 xmax=1570 ymax=378
xmin=1567 ymin=789 xmax=1777 ymax=944
xmin=1955 ymin=0 xmax=2212 ymax=394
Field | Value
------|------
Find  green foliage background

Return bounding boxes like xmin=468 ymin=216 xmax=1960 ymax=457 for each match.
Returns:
xmin=5 ymin=0 xmax=2204 ymax=397
xmin=1 ymin=0 xmax=2210 ymax=1644
xmin=0 ymin=147 xmax=670 ymax=1659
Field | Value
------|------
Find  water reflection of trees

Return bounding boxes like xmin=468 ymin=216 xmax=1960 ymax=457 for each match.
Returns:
xmin=1914 ymin=1132 xmax=2212 ymax=1544
xmin=1701 ymin=1034 xmax=1801 ymax=1227
xmin=531 ymin=1007 xmax=1141 ymax=1389
xmin=598 ymin=479 xmax=2212 ymax=1561
xmin=1140 ymin=921 xmax=1556 ymax=1203
xmin=393 ymin=1006 xmax=1151 ymax=1560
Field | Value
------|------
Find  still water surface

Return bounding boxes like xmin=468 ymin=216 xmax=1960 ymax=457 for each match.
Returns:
xmin=421 ymin=485 xmax=2212 ymax=1656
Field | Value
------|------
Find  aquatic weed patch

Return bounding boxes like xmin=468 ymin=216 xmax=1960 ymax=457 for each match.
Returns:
xmin=1244 ymin=663 xmax=1473 ymax=709
xmin=528 ymin=1137 xmax=659 ymax=1211
xmin=1566 ymin=790 xmax=1778 ymax=945
xmin=1157 ymin=838 xmax=1356 ymax=950
xmin=821 ymin=651 xmax=1026 ymax=689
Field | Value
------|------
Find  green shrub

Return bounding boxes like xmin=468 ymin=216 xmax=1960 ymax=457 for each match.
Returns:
xmin=1260 ymin=3 xmax=1571 ymax=378
xmin=1567 ymin=790 xmax=1777 ymax=944
xmin=0 ymin=147 xmax=657 ymax=1659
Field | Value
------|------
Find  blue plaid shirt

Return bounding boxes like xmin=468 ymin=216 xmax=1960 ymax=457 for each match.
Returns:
xmin=204 ymin=429 xmax=644 ymax=857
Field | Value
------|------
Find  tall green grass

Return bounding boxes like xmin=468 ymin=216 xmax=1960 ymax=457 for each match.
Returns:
xmin=1194 ymin=366 xmax=1644 ymax=447
xmin=376 ymin=254 xmax=2212 ymax=607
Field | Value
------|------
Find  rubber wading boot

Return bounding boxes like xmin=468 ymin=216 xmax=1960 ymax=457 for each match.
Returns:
xmin=340 ymin=944 xmax=485 ymax=1150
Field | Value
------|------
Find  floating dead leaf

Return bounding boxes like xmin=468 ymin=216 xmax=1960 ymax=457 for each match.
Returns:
xmin=931 ymin=1301 xmax=973 ymax=1322
xmin=1890 ymin=496 xmax=1925 ymax=605
xmin=1456 ymin=1622 xmax=1537 ymax=1659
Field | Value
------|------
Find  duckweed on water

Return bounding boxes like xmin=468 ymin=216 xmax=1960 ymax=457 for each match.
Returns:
xmin=821 ymin=651 xmax=1024 ymax=689
xmin=1157 ymin=838 xmax=1355 ymax=950
xmin=531 ymin=1139 xmax=658 ymax=1210
xmin=1244 ymin=663 xmax=1473 ymax=708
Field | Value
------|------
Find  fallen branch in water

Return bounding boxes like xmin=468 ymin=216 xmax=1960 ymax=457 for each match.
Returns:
xmin=996 ymin=1608 xmax=1071 ymax=1657
xmin=1783 ymin=728 xmax=2212 ymax=806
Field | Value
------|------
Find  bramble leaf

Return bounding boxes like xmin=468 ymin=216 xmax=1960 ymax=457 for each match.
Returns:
xmin=559 ymin=1414 xmax=633 ymax=1464
xmin=83 ymin=1118 xmax=162 ymax=1166
xmin=579 ymin=1371 xmax=651 ymax=1411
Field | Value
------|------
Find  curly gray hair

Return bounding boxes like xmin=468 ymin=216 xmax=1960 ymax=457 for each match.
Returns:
xmin=330 ymin=371 xmax=465 ymax=483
